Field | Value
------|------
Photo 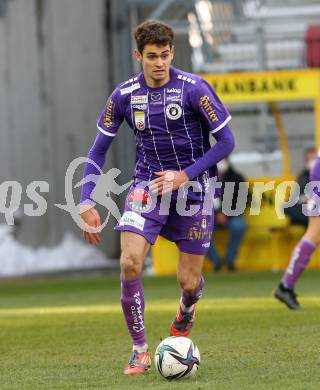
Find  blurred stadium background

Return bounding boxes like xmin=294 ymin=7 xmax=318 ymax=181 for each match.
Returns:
xmin=0 ymin=0 xmax=320 ymax=274
xmin=2 ymin=1 xmax=320 ymax=388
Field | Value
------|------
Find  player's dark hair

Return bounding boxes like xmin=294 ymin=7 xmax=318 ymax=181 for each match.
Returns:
xmin=134 ymin=20 xmax=174 ymax=53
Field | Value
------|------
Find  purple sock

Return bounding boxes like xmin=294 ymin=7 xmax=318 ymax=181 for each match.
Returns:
xmin=282 ymin=238 xmax=316 ymax=289
xmin=181 ymin=275 xmax=204 ymax=312
xmin=120 ymin=275 xmax=147 ymax=348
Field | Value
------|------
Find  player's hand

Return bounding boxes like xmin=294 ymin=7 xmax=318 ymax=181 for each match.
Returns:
xmin=80 ymin=205 xmax=102 ymax=246
xmin=215 ymin=211 xmax=228 ymax=226
xmin=149 ymin=170 xmax=189 ymax=196
xmin=299 ymin=194 xmax=308 ymax=204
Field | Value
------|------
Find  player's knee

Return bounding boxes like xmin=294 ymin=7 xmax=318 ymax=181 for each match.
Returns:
xmin=120 ymin=251 xmax=142 ymax=280
xmin=178 ymin=277 xmax=199 ymax=295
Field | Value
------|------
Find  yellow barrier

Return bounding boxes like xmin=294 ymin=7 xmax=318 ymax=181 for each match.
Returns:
xmin=152 ymin=222 xmax=320 ymax=274
xmin=151 ymin=180 xmax=320 ymax=274
xmin=149 ymin=69 xmax=320 ymax=273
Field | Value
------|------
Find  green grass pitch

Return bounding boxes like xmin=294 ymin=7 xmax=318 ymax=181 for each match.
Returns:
xmin=0 ymin=271 xmax=320 ymax=389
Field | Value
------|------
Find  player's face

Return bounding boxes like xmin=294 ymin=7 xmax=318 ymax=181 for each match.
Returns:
xmin=135 ymin=44 xmax=174 ymax=86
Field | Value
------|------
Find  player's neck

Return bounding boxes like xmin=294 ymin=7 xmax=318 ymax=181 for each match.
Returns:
xmin=144 ymin=73 xmax=170 ymax=89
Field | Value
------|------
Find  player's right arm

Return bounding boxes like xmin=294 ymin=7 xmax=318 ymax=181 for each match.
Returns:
xmin=80 ymin=88 xmax=124 ymax=245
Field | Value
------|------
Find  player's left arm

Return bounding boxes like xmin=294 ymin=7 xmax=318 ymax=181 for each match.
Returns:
xmin=184 ymin=123 xmax=234 ymax=180
xmin=149 ymin=79 xmax=234 ymax=195
xmin=149 ymin=125 xmax=234 ymax=194
xmin=184 ymin=78 xmax=235 ymax=182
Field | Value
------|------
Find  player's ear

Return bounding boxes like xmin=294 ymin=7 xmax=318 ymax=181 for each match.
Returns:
xmin=134 ymin=49 xmax=142 ymax=63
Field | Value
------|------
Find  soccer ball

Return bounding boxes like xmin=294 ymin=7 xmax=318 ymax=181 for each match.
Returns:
xmin=154 ymin=336 xmax=200 ymax=380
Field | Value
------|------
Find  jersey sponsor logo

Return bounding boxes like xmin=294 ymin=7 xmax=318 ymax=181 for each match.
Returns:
xmin=134 ymin=111 xmax=145 ymax=131
xmin=127 ymin=189 xmax=152 ymax=212
xmin=166 ymin=103 xmax=182 ymax=120
xmin=200 ymin=95 xmax=219 ymax=122
xmin=166 ymin=88 xmax=181 ymax=93
xmin=131 ymin=95 xmax=148 ymax=104
xmin=119 ymin=211 xmax=145 ymax=231
xmin=166 ymin=95 xmax=181 ymax=102
xmin=103 ymin=98 xmax=113 ymax=128
xmin=188 ymin=227 xmax=212 ymax=241
xmin=202 ymin=242 xmax=210 ymax=248
xmin=132 ymin=104 xmax=148 ymax=111
xmin=150 ymin=92 xmax=162 ymax=101
xmin=120 ymin=82 xmax=140 ymax=95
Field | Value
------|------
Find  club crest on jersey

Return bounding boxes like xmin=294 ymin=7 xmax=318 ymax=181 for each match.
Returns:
xmin=134 ymin=111 xmax=145 ymax=131
xmin=127 ymin=189 xmax=152 ymax=212
xmin=166 ymin=103 xmax=182 ymax=120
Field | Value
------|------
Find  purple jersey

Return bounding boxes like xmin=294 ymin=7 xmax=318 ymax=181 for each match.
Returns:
xmin=97 ymin=66 xmax=231 ymax=196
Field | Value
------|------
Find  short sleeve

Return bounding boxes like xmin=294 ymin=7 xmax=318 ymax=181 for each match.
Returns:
xmin=96 ymin=88 xmax=124 ymax=137
xmin=190 ymin=79 xmax=231 ymax=134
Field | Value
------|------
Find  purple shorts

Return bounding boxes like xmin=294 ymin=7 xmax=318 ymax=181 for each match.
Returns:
xmin=114 ymin=182 xmax=214 ymax=255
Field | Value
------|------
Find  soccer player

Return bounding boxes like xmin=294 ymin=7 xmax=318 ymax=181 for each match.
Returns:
xmin=80 ymin=20 xmax=234 ymax=374
xmin=274 ymin=154 xmax=320 ymax=310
